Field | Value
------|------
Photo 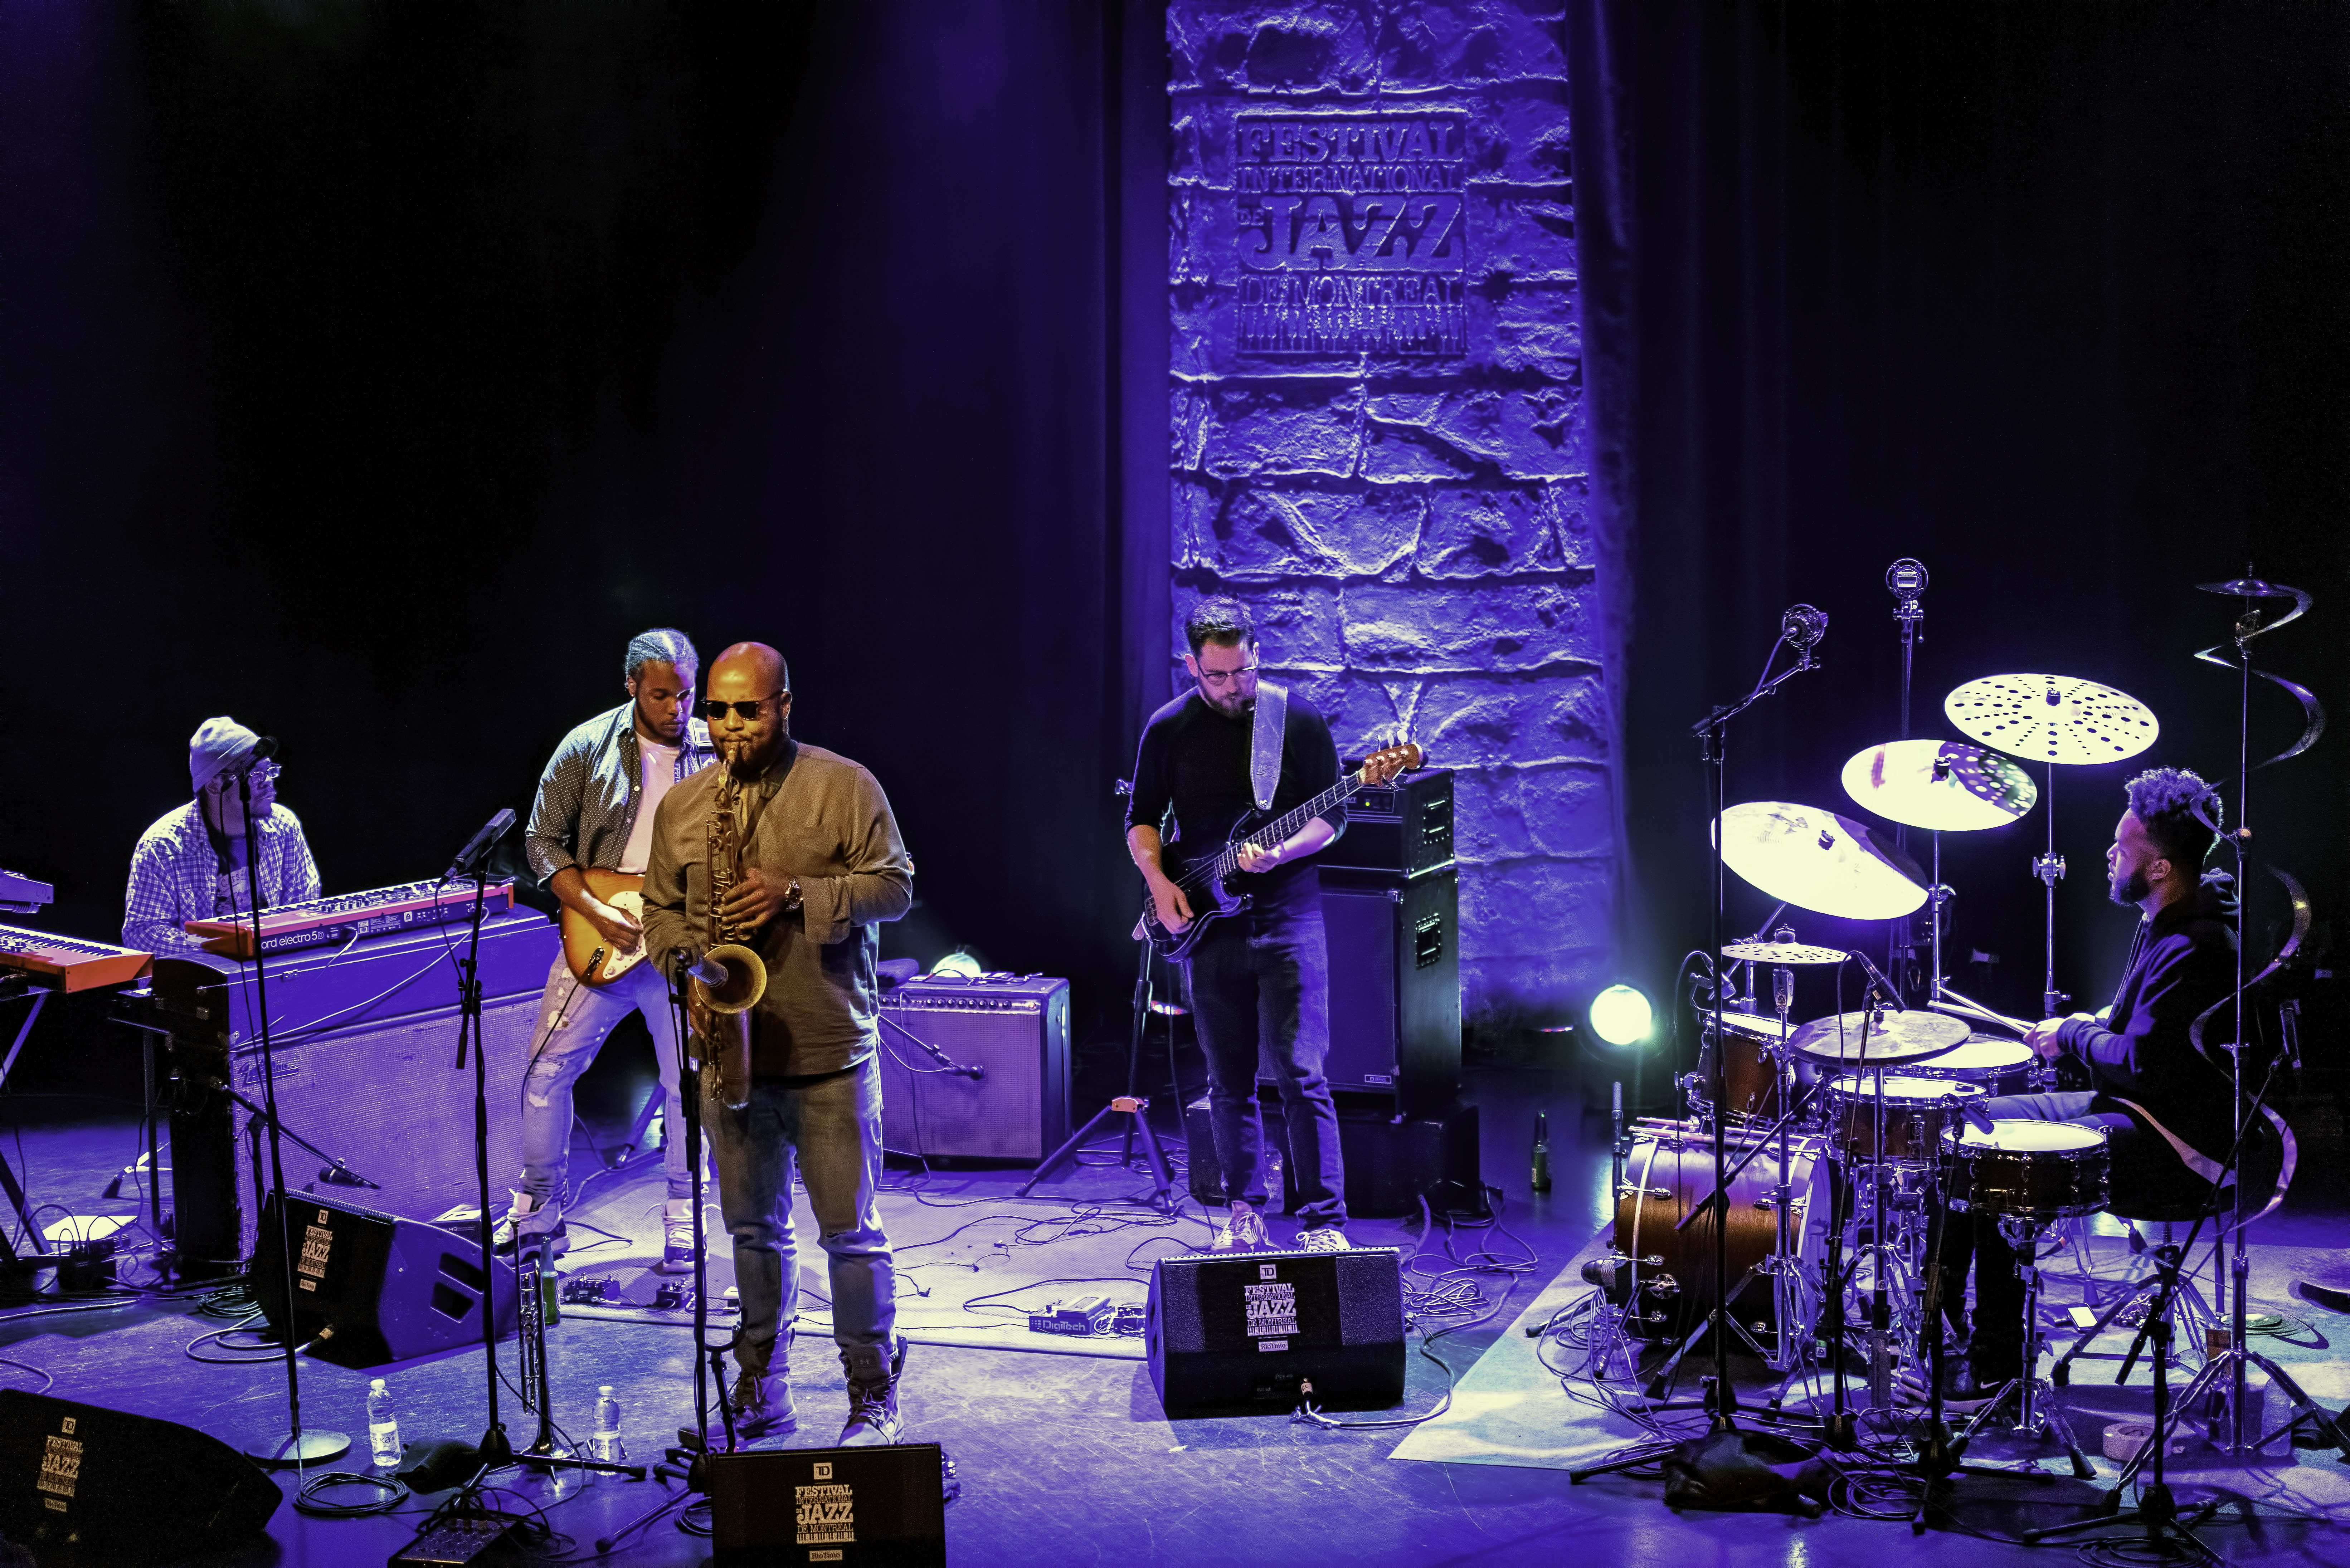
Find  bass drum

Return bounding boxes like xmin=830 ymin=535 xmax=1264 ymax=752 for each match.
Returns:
xmin=1592 ymin=1129 xmax=1821 ymax=1343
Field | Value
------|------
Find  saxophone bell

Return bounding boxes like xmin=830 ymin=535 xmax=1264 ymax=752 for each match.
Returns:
xmin=690 ymin=942 xmax=767 ymax=1013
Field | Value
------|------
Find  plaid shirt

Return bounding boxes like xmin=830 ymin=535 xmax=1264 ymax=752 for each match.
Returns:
xmin=124 ymin=802 xmax=322 ymax=953
xmin=525 ymin=702 xmax=717 ymax=883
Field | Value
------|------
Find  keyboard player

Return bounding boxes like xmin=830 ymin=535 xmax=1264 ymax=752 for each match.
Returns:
xmin=124 ymin=717 xmax=320 ymax=954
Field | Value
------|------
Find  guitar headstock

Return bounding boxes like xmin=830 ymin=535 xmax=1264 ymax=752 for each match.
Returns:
xmin=1358 ymin=740 xmax=1424 ymax=786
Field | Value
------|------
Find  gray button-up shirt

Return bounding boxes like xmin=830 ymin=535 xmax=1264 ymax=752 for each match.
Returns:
xmin=525 ymin=702 xmax=717 ymax=882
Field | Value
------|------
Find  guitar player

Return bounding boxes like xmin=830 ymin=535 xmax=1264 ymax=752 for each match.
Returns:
xmin=1125 ymin=597 xmax=1351 ymax=1252
xmin=509 ymin=627 xmax=716 ymax=1267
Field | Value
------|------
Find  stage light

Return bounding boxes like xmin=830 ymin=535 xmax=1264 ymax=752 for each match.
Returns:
xmin=929 ymin=950 xmax=983 ymax=979
xmin=1588 ymin=984 xmax=1654 ymax=1047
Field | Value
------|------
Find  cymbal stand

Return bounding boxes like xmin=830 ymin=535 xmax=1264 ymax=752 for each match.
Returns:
xmin=2032 ymin=762 xmax=2068 ymax=1019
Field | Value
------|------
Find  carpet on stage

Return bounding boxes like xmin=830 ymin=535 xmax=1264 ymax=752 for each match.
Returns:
xmin=1392 ymin=1212 xmax=2350 ymax=1520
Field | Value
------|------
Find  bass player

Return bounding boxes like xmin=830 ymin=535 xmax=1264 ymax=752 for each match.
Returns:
xmin=507 ymin=628 xmax=715 ymax=1267
xmin=1125 ymin=597 xmax=1352 ymax=1252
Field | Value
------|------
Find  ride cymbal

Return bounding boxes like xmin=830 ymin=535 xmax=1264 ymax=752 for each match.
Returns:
xmin=1944 ymin=674 xmax=2157 ymax=766
xmin=1716 ymin=802 xmax=1929 ymax=921
xmin=1840 ymin=738 xmax=2037 ymax=832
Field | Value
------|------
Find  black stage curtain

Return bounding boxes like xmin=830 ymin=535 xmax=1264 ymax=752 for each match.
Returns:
xmin=1 ymin=3 xmax=1150 ymax=1039
xmin=1567 ymin=2 xmax=2350 ymax=1045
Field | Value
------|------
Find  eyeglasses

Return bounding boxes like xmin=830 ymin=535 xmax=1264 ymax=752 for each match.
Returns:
xmin=205 ymin=761 xmax=281 ymax=794
xmin=1197 ymin=664 xmax=1261 ymax=689
xmin=702 ymin=692 xmax=787 ymax=721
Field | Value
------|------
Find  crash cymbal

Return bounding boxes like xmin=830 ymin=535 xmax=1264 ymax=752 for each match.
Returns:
xmin=1720 ymin=941 xmax=1846 ymax=966
xmin=1790 ymin=1008 xmax=1970 ymax=1065
xmin=1840 ymin=738 xmax=2038 ymax=832
xmin=1716 ymin=802 xmax=1930 ymax=921
xmin=1944 ymin=673 xmax=2158 ymax=766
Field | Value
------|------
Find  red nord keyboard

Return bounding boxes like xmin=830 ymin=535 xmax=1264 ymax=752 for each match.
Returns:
xmin=185 ymin=879 xmax=515 ymax=959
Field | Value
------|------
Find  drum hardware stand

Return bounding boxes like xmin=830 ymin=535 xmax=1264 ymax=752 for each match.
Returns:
xmin=1572 ymin=621 xmax=1828 ymax=1478
xmin=1947 ymin=1216 xmax=2097 ymax=1478
xmin=2032 ymin=763 xmax=2070 ymax=1019
xmin=2049 ymin=1229 xmax=2221 ymax=1384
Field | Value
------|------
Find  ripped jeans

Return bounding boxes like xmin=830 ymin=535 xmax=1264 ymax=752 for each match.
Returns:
xmin=519 ymin=954 xmax=704 ymax=1211
xmin=702 ymin=1053 xmax=896 ymax=1375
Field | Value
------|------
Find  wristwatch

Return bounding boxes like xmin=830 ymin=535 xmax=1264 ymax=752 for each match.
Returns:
xmin=781 ymin=878 xmax=804 ymax=914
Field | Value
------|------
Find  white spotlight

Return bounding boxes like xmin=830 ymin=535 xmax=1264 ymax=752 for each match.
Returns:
xmin=1588 ymin=984 xmax=1655 ymax=1047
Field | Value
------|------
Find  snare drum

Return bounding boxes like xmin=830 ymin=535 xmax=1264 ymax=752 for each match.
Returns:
xmin=1694 ymin=1008 xmax=1800 ymax=1120
xmin=1943 ymin=1120 xmax=2110 ymax=1218
xmin=1901 ymin=1033 xmax=2037 ymax=1098
xmin=1821 ymin=1074 xmax=1986 ymax=1163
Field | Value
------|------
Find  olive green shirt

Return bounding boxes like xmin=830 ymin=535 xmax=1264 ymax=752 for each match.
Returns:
xmin=641 ymin=738 xmax=913 ymax=1078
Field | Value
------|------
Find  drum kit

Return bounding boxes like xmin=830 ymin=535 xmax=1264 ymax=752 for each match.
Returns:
xmin=1594 ymin=659 xmax=2164 ymax=1451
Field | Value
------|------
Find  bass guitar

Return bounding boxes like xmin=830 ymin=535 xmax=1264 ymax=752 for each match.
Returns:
xmin=559 ymin=867 xmax=651 ymax=986
xmin=1140 ymin=741 xmax=1424 ymax=962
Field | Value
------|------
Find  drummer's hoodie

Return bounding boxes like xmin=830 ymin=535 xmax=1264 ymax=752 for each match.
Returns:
xmin=2053 ymin=869 xmax=2239 ymax=1163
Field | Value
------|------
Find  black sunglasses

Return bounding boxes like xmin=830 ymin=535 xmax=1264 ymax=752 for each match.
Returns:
xmin=702 ymin=691 xmax=785 ymax=721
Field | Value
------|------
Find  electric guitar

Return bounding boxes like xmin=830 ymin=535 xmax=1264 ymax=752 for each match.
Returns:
xmin=1140 ymin=741 xmax=1424 ymax=962
xmin=559 ymin=867 xmax=651 ymax=986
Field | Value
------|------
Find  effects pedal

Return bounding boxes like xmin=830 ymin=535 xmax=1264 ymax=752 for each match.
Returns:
xmin=388 ymin=1514 xmax=512 ymax=1567
xmin=1029 ymin=1294 xmax=1115 ymax=1336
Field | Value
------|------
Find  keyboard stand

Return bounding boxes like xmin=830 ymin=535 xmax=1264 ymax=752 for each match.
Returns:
xmin=0 ymin=986 xmax=52 ymax=1269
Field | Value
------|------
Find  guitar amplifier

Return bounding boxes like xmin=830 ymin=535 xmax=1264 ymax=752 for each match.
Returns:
xmin=1318 ymin=767 xmax=1454 ymax=878
xmin=878 ymin=973 xmax=1070 ymax=1162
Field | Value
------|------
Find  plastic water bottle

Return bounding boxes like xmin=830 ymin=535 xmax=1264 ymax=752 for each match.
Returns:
xmin=366 ymin=1379 xmax=402 ymax=1469
xmin=587 ymin=1386 xmax=626 ymax=1464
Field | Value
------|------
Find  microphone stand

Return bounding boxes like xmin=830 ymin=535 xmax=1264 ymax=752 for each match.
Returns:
xmin=1572 ymin=629 xmax=1823 ymax=1482
xmin=234 ymin=760 xmax=350 ymax=1470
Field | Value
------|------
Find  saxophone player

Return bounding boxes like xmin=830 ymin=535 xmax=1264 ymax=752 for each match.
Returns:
xmin=641 ymin=641 xmax=916 ymax=1445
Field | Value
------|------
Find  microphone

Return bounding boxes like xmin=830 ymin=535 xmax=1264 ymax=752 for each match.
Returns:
xmin=1886 ymin=558 xmax=1928 ymax=608
xmin=1780 ymin=604 xmax=1829 ymax=651
xmin=1959 ymin=1097 xmax=1996 ymax=1135
xmin=683 ymin=949 xmax=730 ymax=988
xmin=318 ymin=1162 xmax=380 ymax=1190
xmin=249 ymin=735 xmax=280 ymax=762
xmin=444 ymin=807 xmax=516 ymax=880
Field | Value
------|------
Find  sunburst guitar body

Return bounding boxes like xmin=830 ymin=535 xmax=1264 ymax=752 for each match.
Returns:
xmin=560 ymin=867 xmax=651 ymax=986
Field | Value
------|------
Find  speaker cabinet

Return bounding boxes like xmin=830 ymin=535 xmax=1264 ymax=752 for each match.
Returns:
xmin=0 ymin=1390 xmax=280 ymax=1568
xmin=252 ymin=1190 xmax=518 ymax=1367
xmin=1146 ymin=1248 xmax=1406 ymax=1415
xmin=877 ymin=974 xmax=1069 ymax=1162
xmin=707 ymin=1443 xmax=947 ymax=1566
xmin=1183 ymin=1094 xmax=1484 ymax=1219
xmin=1307 ymin=868 xmax=1460 ymax=1114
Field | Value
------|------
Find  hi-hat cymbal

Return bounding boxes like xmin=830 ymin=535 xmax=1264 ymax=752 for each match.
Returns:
xmin=1716 ymin=802 xmax=1930 ymax=921
xmin=1720 ymin=941 xmax=1846 ymax=966
xmin=1790 ymin=1008 xmax=1970 ymax=1065
xmin=1841 ymin=739 xmax=2038 ymax=832
xmin=1944 ymin=673 xmax=2158 ymax=766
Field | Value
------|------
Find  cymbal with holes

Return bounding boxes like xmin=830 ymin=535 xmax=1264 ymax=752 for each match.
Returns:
xmin=1720 ymin=941 xmax=1847 ymax=966
xmin=1717 ymin=801 xmax=1930 ymax=921
xmin=1944 ymin=674 xmax=2158 ymax=766
xmin=1841 ymin=738 xmax=2038 ymax=831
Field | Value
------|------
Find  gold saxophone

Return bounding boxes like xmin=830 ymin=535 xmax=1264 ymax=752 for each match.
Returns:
xmin=693 ymin=765 xmax=767 ymax=1111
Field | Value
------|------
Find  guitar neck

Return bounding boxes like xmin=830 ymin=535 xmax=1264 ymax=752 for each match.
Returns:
xmin=1206 ymin=770 xmax=1372 ymax=880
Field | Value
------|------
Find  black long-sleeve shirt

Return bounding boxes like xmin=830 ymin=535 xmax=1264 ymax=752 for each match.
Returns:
xmin=1125 ymin=689 xmax=1345 ymax=897
xmin=2055 ymin=872 xmax=2239 ymax=1161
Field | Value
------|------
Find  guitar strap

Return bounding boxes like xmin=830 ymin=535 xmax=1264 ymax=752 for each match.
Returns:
xmin=1248 ymin=679 xmax=1288 ymax=811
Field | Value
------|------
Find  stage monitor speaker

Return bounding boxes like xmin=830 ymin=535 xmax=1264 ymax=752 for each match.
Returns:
xmin=252 ymin=1189 xmax=517 ymax=1368
xmin=1305 ymin=869 xmax=1460 ymax=1114
xmin=707 ymin=1442 xmax=947 ymax=1566
xmin=1146 ymin=1247 xmax=1406 ymax=1415
xmin=877 ymin=974 xmax=1069 ymax=1162
xmin=0 ymin=1389 xmax=280 ymax=1568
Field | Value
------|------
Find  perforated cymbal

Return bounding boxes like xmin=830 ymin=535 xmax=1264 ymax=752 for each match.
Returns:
xmin=1720 ymin=941 xmax=1846 ymax=966
xmin=1716 ymin=802 xmax=1930 ymax=922
xmin=1790 ymin=1009 xmax=1969 ymax=1065
xmin=1841 ymin=739 xmax=2038 ymax=832
xmin=1944 ymin=674 xmax=2158 ymax=766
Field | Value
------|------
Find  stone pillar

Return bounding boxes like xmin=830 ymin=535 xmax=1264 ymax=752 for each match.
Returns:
xmin=1166 ymin=1 xmax=1615 ymax=1038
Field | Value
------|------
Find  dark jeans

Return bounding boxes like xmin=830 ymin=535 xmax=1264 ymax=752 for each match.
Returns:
xmin=1184 ymin=879 xmax=1347 ymax=1229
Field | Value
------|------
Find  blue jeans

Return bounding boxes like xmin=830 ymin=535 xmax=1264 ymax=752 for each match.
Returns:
xmin=519 ymin=955 xmax=705 ymax=1210
xmin=1184 ymin=880 xmax=1347 ymax=1229
xmin=703 ymin=1054 xmax=895 ymax=1376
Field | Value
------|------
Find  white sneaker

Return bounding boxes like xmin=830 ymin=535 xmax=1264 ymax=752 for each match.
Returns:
xmin=1211 ymin=1201 xmax=1270 ymax=1251
xmin=1295 ymin=1226 xmax=1350 ymax=1253
xmin=658 ymin=1198 xmax=699 ymax=1275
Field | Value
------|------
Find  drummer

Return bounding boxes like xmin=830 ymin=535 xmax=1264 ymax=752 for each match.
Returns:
xmin=1930 ymin=767 xmax=2236 ymax=1410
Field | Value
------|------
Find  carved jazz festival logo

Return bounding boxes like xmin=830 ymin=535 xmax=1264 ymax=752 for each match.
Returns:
xmin=1234 ymin=113 xmax=1469 ymax=358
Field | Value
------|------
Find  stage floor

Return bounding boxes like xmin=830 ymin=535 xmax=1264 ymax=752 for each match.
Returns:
xmin=0 ymin=1069 xmax=2342 ymax=1567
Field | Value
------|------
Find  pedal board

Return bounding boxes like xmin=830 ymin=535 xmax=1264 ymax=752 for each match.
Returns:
xmin=388 ymin=1514 xmax=513 ymax=1567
